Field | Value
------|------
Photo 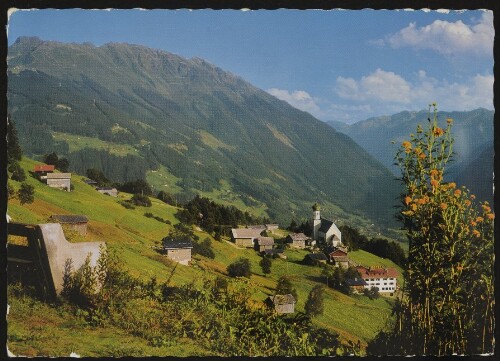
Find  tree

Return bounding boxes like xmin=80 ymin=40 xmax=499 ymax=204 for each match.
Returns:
xmin=56 ymin=157 xmax=70 ymax=172
xmin=119 ymin=179 xmax=153 ymax=196
xmin=131 ymin=193 xmax=152 ymax=207
xmin=8 ymin=162 xmax=26 ymax=182
xmin=305 ymin=285 xmax=325 ymax=317
xmin=86 ymin=168 xmax=110 ymax=187
xmin=369 ymin=104 xmax=494 ymax=355
xmin=157 ymin=190 xmax=175 ymax=205
xmin=275 ymin=276 xmax=298 ymax=302
xmin=17 ymin=183 xmax=35 ymax=205
xmin=259 ymin=256 xmax=272 ymax=275
xmin=227 ymin=258 xmax=252 ymax=278
xmin=7 ymin=115 xmax=22 ymax=163
xmin=193 ymin=237 xmax=215 ymax=259
xmin=7 ymin=182 xmax=15 ymax=200
xmin=44 ymin=152 xmax=59 ymax=166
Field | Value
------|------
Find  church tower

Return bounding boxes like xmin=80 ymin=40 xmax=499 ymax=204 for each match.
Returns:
xmin=312 ymin=203 xmax=321 ymax=241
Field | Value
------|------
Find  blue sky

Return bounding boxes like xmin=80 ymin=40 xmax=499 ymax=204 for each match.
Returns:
xmin=8 ymin=9 xmax=493 ymax=123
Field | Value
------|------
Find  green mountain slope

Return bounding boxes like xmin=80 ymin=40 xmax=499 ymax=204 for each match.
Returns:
xmin=8 ymin=36 xmax=400 ymax=227
xmin=7 ymin=158 xmax=402 ymax=356
xmin=326 ymin=108 xmax=494 ymax=203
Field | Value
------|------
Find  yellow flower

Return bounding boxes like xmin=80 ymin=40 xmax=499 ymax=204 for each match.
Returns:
xmin=454 ymin=189 xmax=462 ymax=197
xmin=487 ymin=213 xmax=495 ymax=220
xmin=470 ymin=220 xmax=477 ymax=227
xmin=482 ymin=205 xmax=491 ymax=213
xmin=402 ymin=210 xmax=414 ymax=216
xmin=404 ymin=196 xmax=412 ymax=205
xmin=411 ymin=203 xmax=418 ymax=211
xmin=465 ymin=200 xmax=471 ymax=207
xmin=430 ymin=169 xmax=439 ymax=177
xmin=402 ymin=141 xmax=412 ymax=149
xmin=471 ymin=194 xmax=476 ymax=200
xmin=440 ymin=203 xmax=448 ymax=210
xmin=431 ymin=179 xmax=439 ymax=187
xmin=448 ymin=182 xmax=456 ymax=189
xmin=417 ymin=197 xmax=428 ymax=205
xmin=419 ymin=152 xmax=426 ymax=160
xmin=472 ymin=230 xmax=481 ymax=238
xmin=476 ymin=217 xmax=484 ymax=223
xmin=433 ymin=127 xmax=445 ymax=137
xmin=446 ymin=118 xmax=453 ymax=125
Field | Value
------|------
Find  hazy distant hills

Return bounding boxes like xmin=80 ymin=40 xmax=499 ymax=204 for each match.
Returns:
xmin=7 ymin=36 xmax=400 ymax=226
xmin=327 ymin=108 xmax=494 ymax=203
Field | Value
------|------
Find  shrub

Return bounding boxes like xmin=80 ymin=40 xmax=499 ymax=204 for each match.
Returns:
xmin=119 ymin=200 xmax=135 ymax=209
xmin=227 ymin=258 xmax=251 ymax=278
xmin=9 ymin=162 xmax=26 ymax=182
xmin=192 ymin=237 xmax=215 ymax=259
xmin=305 ymin=285 xmax=325 ymax=317
xmin=17 ymin=183 xmax=34 ymax=205
xmin=131 ymin=193 xmax=152 ymax=207
xmin=259 ymin=256 xmax=272 ymax=275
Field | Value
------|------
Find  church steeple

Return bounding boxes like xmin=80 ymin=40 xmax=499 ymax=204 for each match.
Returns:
xmin=312 ymin=203 xmax=321 ymax=240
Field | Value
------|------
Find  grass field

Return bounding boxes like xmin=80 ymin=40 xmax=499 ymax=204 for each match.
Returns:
xmin=7 ymin=157 xmax=402 ymax=356
xmin=52 ymin=132 xmax=139 ymax=156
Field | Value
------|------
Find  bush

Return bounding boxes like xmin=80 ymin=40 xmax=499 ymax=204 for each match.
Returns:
xmin=227 ymin=258 xmax=252 ymax=278
xmin=305 ymin=285 xmax=325 ymax=317
xmin=275 ymin=276 xmax=298 ymax=302
xmin=259 ymin=256 xmax=272 ymax=275
xmin=9 ymin=162 xmax=26 ymax=182
xmin=157 ymin=190 xmax=176 ymax=205
xmin=193 ymin=237 xmax=215 ymax=259
xmin=17 ymin=183 xmax=34 ymax=205
xmin=131 ymin=193 xmax=152 ymax=207
xmin=119 ymin=200 xmax=135 ymax=209
xmin=363 ymin=287 xmax=379 ymax=300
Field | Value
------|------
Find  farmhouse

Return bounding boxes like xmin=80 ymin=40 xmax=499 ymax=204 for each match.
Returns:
xmin=356 ymin=265 xmax=398 ymax=294
xmin=256 ymin=236 xmax=274 ymax=252
xmin=161 ymin=238 xmax=193 ymax=265
xmin=96 ymin=187 xmax=118 ymax=197
xmin=286 ymin=232 xmax=310 ymax=249
xmin=49 ymin=214 xmax=89 ymax=236
xmin=310 ymin=203 xmax=342 ymax=247
xmin=265 ymin=294 xmax=296 ymax=314
xmin=303 ymin=252 xmax=328 ymax=265
xmin=231 ymin=228 xmax=264 ymax=248
xmin=329 ymin=247 xmax=350 ymax=268
xmin=33 ymin=164 xmax=55 ymax=179
xmin=46 ymin=173 xmax=72 ymax=191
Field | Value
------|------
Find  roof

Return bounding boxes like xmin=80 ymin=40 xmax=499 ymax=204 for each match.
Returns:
xmin=329 ymin=249 xmax=348 ymax=257
xmin=50 ymin=214 xmax=89 ymax=224
xmin=247 ymin=225 xmax=266 ymax=230
xmin=268 ymin=294 xmax=295 ymax=305
xmin=345 ymin=278 xmax=368 ymax=286
xmin=257 ymin=237 xmax=274 ymax=246
xmin=318 ymin=218 xmax=334 ymax=233
xmin=305 ymin=253 xmax=328 ymax=261
xmin=46 ymin=173 xmax=72 ymax=179
xmin=231 ymin=228 xmax=263 ymax=239
xmin=262 ymin=249 xmax=284 ymax=255
xmin=356 ymin=266 xmax=399 ymax=279
xmin=288 ymin=233 xmax=310 ymax=242
xmin=331 ymin=256 xmax=350 ymax=263
xmin=265 ymin=224 xmax=279 ymax=228
xmin=34 ymin=164 xmax=55 ymax=172
xmin=162 ymin=238 xmax=193 ymax=249
xmin=96 ymin=187 xmax=116 ymax=191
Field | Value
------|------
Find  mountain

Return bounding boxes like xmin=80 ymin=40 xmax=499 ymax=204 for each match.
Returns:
xmin=327 ymin=109 xmax=494 ymax=203
xmin=7 ymin=36 xmax=400 ymax=227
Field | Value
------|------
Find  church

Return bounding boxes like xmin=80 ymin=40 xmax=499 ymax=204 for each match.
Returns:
xmin=311 ymin=203 xmax=342 ymax=247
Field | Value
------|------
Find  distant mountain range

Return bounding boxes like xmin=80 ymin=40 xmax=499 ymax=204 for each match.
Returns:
xmin=327 ymin=108 xmax=494 ymax=204
xmin=7 ymin=36 xmax=401 ymax=227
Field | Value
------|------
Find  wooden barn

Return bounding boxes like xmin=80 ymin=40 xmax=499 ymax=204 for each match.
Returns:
xmin=286 ymin=232 xmax=310 ymax=249
xmin=265 ymin=294 xmax=296 ymax=314
xmin=46 ymin=173 xmax=72 ymax=191
xmin=256 ymin=236 xmax=274 ymax=252
xmin=161 ymin=238 xmax=193 ymax=265
xmin=231 ymin=228 xmax=263 ymax=248
xmin=303 ymin=252 xmax=328 ymax=266
xmin=49 ymin=214 xmax=89 ymax=236
xmin=329 ymin=248 xmax=350 ymax=268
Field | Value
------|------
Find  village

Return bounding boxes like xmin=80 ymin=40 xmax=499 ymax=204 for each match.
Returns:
xmin=16 ymin=162 xmax=400 ymax=316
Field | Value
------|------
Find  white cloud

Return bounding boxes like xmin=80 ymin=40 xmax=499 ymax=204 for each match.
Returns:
xmin=380 ymin=11 xmax=493 ymax=56
xmin=335 ymin=69 xmax=493 ymax=114
xmin=267 ymin=88 xmax=321 ymax=114
xmin=335 ymin=69 xmax=411 ymax=104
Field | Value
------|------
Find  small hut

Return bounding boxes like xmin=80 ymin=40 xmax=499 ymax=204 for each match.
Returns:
xmin=49 ymin=215 xmax=89 ymax=236
xmin=265 ymin=294 xmax=296 ymax=314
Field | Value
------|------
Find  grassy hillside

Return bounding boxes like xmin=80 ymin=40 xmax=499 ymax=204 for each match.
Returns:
xmin=7 ymin=158 xmax=403 ymax=356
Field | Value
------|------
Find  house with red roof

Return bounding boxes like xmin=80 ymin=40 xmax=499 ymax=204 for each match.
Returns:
xmin=356 ymin=265 xmax=398 ymax=294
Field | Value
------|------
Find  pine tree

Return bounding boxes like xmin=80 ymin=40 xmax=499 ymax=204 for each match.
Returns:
xmin=7 ymin=115 xmax=22 ymax=163
xmin=18 ymin=183 xmax=35 ymax=205
xmin=259 ymin=256 xmax=272 ymax=275
xmin=305 ymin=285 xmax=324 ymax=317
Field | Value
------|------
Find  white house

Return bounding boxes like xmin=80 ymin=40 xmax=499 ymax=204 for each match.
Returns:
xmin=311 ymin=203 xmax=342 ymax=247
xmin=356 ymin=266 xmax=398 ymax=294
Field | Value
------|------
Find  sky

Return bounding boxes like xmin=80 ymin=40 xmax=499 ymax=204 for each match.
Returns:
xmin=8 ymin=9 xmax=494 ymax=124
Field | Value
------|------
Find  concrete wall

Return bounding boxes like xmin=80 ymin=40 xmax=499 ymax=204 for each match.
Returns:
xmin=38 ymin=223 xmax=105 ymax=295
xmin=166 ymin=248 xmax=191 ymax=265
xmin=47 ymin=178 xmax=71 ymax=191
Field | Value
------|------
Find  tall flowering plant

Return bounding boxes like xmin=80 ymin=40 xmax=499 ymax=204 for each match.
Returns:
xmin=376 ymin=104 xmax=494 ymax=355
